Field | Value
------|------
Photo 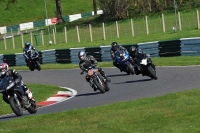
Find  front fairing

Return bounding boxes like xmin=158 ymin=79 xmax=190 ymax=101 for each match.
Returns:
xmin=115 ymin=50 xmax=130 ymax=63
xmin=0 ymin=76 xmax=13 ymax=93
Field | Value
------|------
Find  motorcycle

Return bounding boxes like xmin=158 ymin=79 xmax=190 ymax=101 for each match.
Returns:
xmin=134 ymin=54 xmax=157 ymax=80
xmin=27 ymin=49 xmax=41 ymax=71
xmin=0 ymin=76 xmax=37 ymax=116
xmin=81 ymin=66 xmax=110 ymax=93
xmin=115 ymin=49 xmax=135 ymax=74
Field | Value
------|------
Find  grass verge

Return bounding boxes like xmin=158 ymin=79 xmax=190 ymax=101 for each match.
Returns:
xmin=0 ymin=88 xmax=200 ymax=133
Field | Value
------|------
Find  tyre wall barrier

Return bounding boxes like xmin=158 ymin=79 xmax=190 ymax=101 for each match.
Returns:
xmin=1 ymin=37 xmax=200 ymax=66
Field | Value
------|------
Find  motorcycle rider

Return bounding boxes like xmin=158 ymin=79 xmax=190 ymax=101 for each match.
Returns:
xmin=78 ymin=51 xmax=111 ymax=91
xmin=110 ymin=42 xmax=127 ymax=71
xmin=129 ymin=46 xmax=155 ymax=75
xmin=0 ymin=63 xmax=33 ymax=100
xmin=23 ymin=42 xmax=39 ymax=66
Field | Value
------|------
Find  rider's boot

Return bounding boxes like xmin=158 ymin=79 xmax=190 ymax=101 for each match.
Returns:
xmin=25 ymin=89 xmax=33 ymax=100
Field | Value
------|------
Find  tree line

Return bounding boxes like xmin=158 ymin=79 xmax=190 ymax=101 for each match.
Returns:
xmin=98 ymin=0 xmax=200 ymax=20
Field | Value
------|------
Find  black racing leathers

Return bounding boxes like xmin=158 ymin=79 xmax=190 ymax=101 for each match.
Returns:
xmin=0 ymin=69 xmax=28 ymax=91
xmin=79 ymin=55 xmax=110 ymax=83
xmin=110 ymin=46 xmax=126 ymax=68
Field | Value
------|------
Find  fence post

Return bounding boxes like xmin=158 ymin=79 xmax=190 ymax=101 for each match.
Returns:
xmin=41 ymin=30 xmax=44 ymax=45
xmin=130 ymin=19 xmax=134 ymax=36
xmin=76 ymin=26 xmax=80 ymax=42
xmin=11 ymin=28 xmax=15 ymax=49
xmin=52 ymin=29 xmax=56 ymax=44
xmin=162 ymin=14 xmax=166 ymax=32
xmin=64 ymin=27 xmax=67 ymax=43
xmin=102 ymin=22 xmax=106 ymax=40
xmin=21 ymin=33 xmax=24 ymax=48
xmin=30 ymin=31 xmax=33 ymax=46
xmin=145 ymin=16 xmax=149 ymax=34
xmin=178 ymin=12 xmax=182 ymax=30
xmin=197 ymin=10 xmax=200 ymax=29
xmin=3 ymin=34 xmax=7 ymax=50
xmin=116 ymin=21 xmax=119 ymax=38
xmin=89 ymin=24 xmax=93 ymax=42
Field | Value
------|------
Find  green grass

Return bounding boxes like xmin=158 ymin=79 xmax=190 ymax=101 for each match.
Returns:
xmin=0 ymin=0 xmax=93 ymax=26
xmin=1 ymin=88 xmax=200 ymax=133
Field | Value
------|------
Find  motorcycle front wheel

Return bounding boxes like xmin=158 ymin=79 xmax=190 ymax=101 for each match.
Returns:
xmin=93 ymin=78 xmax=105 ymax=93
xmin=36 ymin=60 xmax=41 ymax=71
xmin=9 ymin=96 xmax=23 ymax=116
xmin=147 ymin=65 xmax=157 ymax=80
xmin=27 ymin=99 xmax=37 ymax=114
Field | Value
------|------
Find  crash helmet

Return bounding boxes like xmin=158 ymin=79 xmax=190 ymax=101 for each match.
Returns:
xmin=129 ymin=46 xmax=138 ymax=57
xmin=25 ymin=42 xmax=30 ymax=48
xmin=78 ymin=51 xmax=86 ymax=61
xmin=0 ymin=63 xmax=9 ymax=76
xmin=111 ymin=42 xmax=119 ymax=51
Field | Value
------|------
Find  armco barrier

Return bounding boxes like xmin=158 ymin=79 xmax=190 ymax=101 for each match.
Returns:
xmin=180 ymin=37 xmax=200 ymax=56
xmin=158 ymin=40 xmax=181 ymax=57
xmin=70 ymin=48 xmax=85 ymax=64
xmin=55 ymin=49 xmax=71 ymax=64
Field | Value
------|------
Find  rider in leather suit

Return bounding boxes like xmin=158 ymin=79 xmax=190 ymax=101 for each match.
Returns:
xmin=0 ymin=63 xmax=33 ymax=100
xmin=110 ymin=42 xmax=127 ymax=71
xmin=78 ymin=51 xmax=111 ymax=91
xmin=23 ymin=42 xmax=39 ymax=66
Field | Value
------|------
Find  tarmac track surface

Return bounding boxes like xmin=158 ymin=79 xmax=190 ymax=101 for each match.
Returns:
xmin=1 ymin=66 xmax=200 ymax=121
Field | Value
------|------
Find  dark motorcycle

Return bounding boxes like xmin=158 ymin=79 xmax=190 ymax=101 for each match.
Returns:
xmin=0 ymin=76 xmax=37 ymax=116
xmin=134 ymin=54 xmax=157 ymax=80
xmin=115 ymin=49 xmax=135 ymax=74
xmin=27 ymin=49 xmax=41 ymax=71
xmin=82 ymin=66 xmax=110 ymax=93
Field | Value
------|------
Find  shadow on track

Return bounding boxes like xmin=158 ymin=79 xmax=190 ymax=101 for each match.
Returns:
xmin=113 ymin=78 xmax=152 ymax=84
xmin=76 ymin=92 xmax=102 ymax=97
xmin=107 ymin=73 xmax=129 ymax=77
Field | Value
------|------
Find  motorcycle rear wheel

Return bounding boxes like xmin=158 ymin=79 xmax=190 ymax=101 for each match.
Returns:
xmin=9 ymin=96 xmax=23 ymax=116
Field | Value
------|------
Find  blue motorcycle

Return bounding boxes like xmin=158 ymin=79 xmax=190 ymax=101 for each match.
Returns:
xmin=115 ymin=49 xmax=135 ymax=74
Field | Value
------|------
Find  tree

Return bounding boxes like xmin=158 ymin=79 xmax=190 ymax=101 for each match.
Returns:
xmin=55 ymin=0 xmax=64 ymax=23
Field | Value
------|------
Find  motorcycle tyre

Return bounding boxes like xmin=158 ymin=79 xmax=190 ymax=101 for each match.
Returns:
xmin=147 ymin=65 xmax=157 ymax=80
xmin=27 ymin=99 xmax=37 ymax=114
xmin=93 ymin=78 xmax=105 ymax=93
xmin=105 ymin=83 xmax=110 ymax=92
xmin=126 ymin=63 xmax=134 ymax=75
xmin=29 ymin=63 xmax=34 ymax=71
xmin=36 ymin=61 xmax=41 ymax=71
xmin=9 ymin=96 xmax=23 ymax=116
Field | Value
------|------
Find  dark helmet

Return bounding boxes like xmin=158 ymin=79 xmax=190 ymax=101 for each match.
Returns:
xmin=111 ymin=42 xmax=119 ymax=51
xmin=78 ymin=51 xmax=86 ymax=61
xmin=25 ymin=42 xmax=30 ymax=47
xmin=0 ymin=63 xmax=9 ymax=76
xmin=129 ymin=46 xmax=138 ymax=57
